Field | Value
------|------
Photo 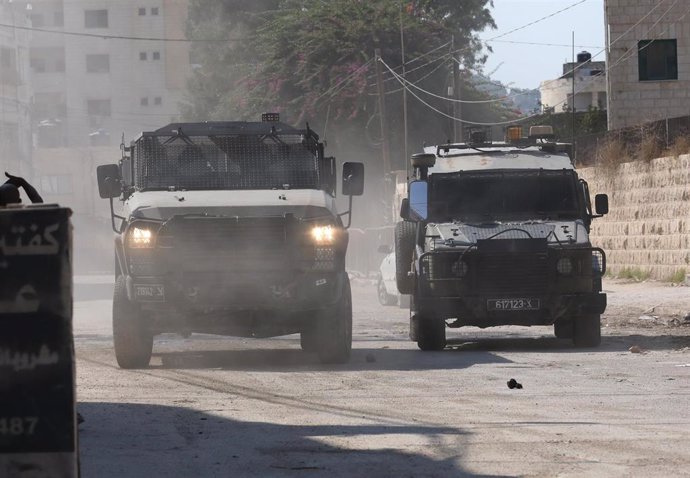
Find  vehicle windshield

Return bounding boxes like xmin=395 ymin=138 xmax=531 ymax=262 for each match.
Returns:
xmin=133 ymin=134 xmax=319 ymax=191
xmin=429 ymin=169 xmax=580 ymax=222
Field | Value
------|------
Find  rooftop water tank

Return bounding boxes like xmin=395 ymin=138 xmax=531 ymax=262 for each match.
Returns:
xmin=577 ymin=51 xmax=592 ymax=63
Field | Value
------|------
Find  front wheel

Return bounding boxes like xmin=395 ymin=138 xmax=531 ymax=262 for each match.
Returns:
xmin=573 ymin=314 xmax=601 ymax=347
xmin=113 ymin=276 xmax=153 ymax=369
xmin=315 ymin=279 xmax=353 ymax=364
xmin=416 ymin=316 xmax=446 ymax=351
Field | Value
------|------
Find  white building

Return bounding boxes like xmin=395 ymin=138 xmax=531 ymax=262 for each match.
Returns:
xmin=540 ymin=52 xmax=607 ymax=114
xmin=0 ymin=1 xmax=32 ymax=175
xmin=605 ymin=0 xmax=690 ymax=130
xmin=24 ymin=0 xmax=191 ymax=148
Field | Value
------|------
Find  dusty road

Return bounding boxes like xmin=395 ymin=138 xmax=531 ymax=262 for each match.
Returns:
xmin=74 ymin=279 xmax=690 ymax=477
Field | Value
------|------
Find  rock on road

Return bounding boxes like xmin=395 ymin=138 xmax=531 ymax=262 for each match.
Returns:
xmin=74 ymin=279 xmax=690 ymax=477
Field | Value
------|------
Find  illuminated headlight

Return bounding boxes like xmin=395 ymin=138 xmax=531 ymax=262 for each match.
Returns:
xmin=128 ymin=226 xmax=156 ymax=248
xmin=557 ymin=257 xmax=573 ymax=275
xmin=311 ymin=225 xmax=336 ymax=245
xmin=451 ymin=259 xmax=468 ymax=278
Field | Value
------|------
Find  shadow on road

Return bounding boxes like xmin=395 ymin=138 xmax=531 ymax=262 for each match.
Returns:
xmin=78 ymin=402 xmax=506 ymax=478
xmin=154 ymin=346 xmax=512 ymax=372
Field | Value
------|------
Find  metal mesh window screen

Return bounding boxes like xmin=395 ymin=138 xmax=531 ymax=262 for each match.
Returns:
xmin=134 ymin=135 xmax=319 ymax=190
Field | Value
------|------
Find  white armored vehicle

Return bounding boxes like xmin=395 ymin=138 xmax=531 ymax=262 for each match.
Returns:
xmin=97 ymin=114 xmax=364 ymax=367
xmin=395 ymin=126 xmax=609 ymax=350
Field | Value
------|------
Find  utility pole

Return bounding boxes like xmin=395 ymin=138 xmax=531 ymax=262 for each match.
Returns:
xmin=451 ymin=36 xmax=463 ymax=143
xmin=399 ymin=3 xmax=408 ymax=169
xmin=374 ymin=48 xmax=391 ymax=175
xmin=572 ymin=31 xmax=576 ymax=149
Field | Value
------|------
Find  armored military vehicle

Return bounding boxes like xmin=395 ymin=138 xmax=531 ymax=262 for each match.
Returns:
xmin=97 ymin=114 xmax=364 ymax=367
xmin=395 ymin=126 xmax=608 ymax=350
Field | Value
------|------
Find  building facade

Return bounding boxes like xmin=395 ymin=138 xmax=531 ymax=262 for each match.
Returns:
xmin=25 ymin=0 xmax=191 ymax=147
xmin=0 ymin=1 xmax=32 ymax=176
xmin=540 ymin=53 xmax=607 ymax=114
xmin=605 ymin=0 xmax=690 ymax=130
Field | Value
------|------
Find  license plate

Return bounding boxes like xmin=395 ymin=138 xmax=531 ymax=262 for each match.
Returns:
xmin=134 ymin=284 xmax=165 ymax=300
xmin=487 ymin=298 xmax=540 ymax=311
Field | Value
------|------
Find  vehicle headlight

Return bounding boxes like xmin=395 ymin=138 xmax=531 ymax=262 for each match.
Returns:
xmin=311 ymin=225 xmax=336 ymax=245
xmin=128 ymin=226 xmax=156 ymax=248
xmin=557 ymin=257 xmax=573 ymax=275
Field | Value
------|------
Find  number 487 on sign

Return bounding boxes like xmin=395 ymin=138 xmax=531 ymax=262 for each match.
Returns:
xmin=0 ymin=417 xmax=38 ymax=436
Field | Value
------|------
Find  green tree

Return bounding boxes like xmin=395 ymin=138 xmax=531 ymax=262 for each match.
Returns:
xmin=183 ymin=0 xmax=503 ymax=170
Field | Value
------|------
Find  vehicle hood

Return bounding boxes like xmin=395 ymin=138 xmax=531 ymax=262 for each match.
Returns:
xmin=427 ymin=220 xmax=590 ymax=248
xmin=123 ymin=189 xmax=337 ymax=221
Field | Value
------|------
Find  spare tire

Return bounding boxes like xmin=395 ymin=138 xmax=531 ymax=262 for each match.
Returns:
xmin=395 ymin=221 xmax=416 ymax=294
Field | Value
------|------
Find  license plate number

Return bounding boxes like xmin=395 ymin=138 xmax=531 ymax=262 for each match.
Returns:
xmin=135 ymin=285 xmax=165 ymax=300
xmin=487 ymin=298 xmax=540 ymax=311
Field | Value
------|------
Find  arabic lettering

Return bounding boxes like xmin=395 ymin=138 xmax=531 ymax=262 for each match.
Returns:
xmin=0 ymin=285 xmax=40 ymax=314
xmin=0 ymin=223 xmax=60 ymax=256
xmin=0 ymin=345 xmax=60 ymax=372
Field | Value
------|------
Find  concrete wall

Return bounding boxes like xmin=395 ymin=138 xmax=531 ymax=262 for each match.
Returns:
xmin=579 ymin=154 xmax=690 ymax=280
xmin=606 ymin=0 xmax=690 ymax=130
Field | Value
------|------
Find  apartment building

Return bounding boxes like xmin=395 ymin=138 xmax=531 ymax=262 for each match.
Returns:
xmin=26 ymin=0 xmax=191 ymax=148
xmin=0 ymin=1 xmax=32 ymax=175
xmin=540 ymin=52 xmax=607 ymax=114
xmin=605 ymin=0 xmax=690 ymax=130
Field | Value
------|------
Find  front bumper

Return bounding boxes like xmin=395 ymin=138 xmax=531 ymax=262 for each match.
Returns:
xmin=125 ymin=271 xmax=344 ymax=312
xmin=415 ymin=292 xmax=606 ymax=327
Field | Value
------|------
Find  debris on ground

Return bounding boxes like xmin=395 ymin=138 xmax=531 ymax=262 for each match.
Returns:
xmin=507 ymin=378 xmax=523 ymax=390
xmin=638 ymin=315 xmax=658 ymax=322
xmin=629 ymin=345 xmax=647 ymax=354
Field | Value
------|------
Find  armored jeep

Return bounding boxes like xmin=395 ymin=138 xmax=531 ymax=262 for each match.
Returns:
xmin=395 ymin=126 xmax=608 ymax=351
xmin=97 ymin=115 xmax=364 ymax=368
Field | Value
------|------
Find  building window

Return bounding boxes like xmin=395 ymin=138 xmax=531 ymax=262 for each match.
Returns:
xmin=87 ymin=99 xmax=111 ymax=117
xmin=138 ymin=7 xmax=146 ymax=15
xmin=29 ymin=14 xmax=44 ymax=28
xmin=152 ymin=51 xmax=161 ymax=60
xmin=154 ymin=97 xmax=162 ymax=105
xmin=139 ymin=52 xmax=147 ymax=61
xmin=151 ymin=7 xmax=159 ymax=15
xmin=85 ymin=9 xmax=108 ymax=28
xmin=86 ymin=54 xmax=110 ymax=73
xmin=55 ymin=59 xmax=65 ymax=73
xmin=1 ymin=48 xmax=18 ymax=84
xmin=638 ymin=39 xmax=678 ymax=81
xmin=54 ymin=11 xmax=64 ymax=27
xmin=140 ymin=97 xmax=149 ymax=106
xmin=30 ymin=57 xmax=46 ymax=74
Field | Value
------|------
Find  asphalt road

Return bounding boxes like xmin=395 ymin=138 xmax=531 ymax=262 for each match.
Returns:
xmin=74 ymin=279 xmax=690 ymax=477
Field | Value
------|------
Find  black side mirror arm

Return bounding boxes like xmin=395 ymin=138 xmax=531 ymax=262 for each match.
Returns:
xmin=109 ymin=197 xmax=126 ymax=234
xmin=337 ymin=194 xmax=354 ymax=229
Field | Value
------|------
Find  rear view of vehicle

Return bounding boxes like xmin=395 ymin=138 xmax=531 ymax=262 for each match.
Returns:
xmin=396 ymin=126 xmax=609 ymax=351
xmin=97 ymin=115 xmax=364 ymax=367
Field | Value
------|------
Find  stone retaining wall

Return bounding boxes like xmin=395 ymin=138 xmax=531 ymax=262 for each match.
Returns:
xmin=579 ymin=154 xmax=690 ymax=280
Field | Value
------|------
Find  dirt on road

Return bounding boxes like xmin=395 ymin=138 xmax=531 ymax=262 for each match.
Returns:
xmin=73 ymin=279 xmax=690 ymax=477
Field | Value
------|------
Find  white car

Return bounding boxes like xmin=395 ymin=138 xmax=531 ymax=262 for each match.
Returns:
xmin=376 ymin=245 xmax=409 ymax=307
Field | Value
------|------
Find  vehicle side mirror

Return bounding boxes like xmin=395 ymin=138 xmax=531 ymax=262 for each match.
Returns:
xmin=377 ymin=245 xmax=392 ymax=254
xmin=97 ymin=164 xmax=122 ymax=199
xmin=595 ymin=193 xmax=609 ymax=215
xmin=342 ymin=162 xmax=364 ymax=196
xmin=400 ymin=198 xmax=410 ymax=220
xmin=408 ymin=180 xmax=428 ymax=221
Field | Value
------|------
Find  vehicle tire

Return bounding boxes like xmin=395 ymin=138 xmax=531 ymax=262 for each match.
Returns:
xmin=300 ymin=328 xmax=319 ymax=353
xmin=316 ymin=278 xmax=353 ymax=364
xmin=416 ymin=317 xmax=446 ymax=351
xmin=112 ymin=276 xmax=153 ymax=369
xmin=554 ymin=320 xmax=574 ymax=339
xmin=377 ymin=278 xmax=397 ymax=306
xmin=573 ymin=314 xmax=601 ymax=347
xmin=395 ymin=221 xmax=416 ymax=294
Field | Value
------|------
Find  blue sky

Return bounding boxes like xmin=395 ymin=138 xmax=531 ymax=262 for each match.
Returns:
xmin=480 ymin=0 xmax=605 ymax=89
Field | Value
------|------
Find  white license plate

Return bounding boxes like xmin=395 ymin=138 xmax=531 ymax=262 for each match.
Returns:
xmin=487 ymin=298 xmax=540 ymax=311
xmin=134 ymin=285 xmax=165 ymax=300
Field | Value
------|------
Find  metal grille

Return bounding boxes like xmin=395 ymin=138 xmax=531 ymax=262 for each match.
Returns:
xmin=476 ymin=253 xmax=549 ymax=295
xmin=158 ymin=217 xmax=289 ymax=272
xmin=134 ymin=135 xmax=319 ymax=191
xmin=591 ymin=249 xmax=606 ymax=276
